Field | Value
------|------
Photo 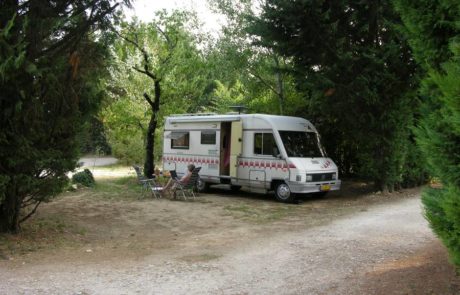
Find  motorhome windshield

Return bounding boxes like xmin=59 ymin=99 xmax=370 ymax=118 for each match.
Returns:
xmin=279 ymin=131 xmax=324 ymax=158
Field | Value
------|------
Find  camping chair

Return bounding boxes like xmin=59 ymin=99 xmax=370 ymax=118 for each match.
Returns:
xmin=171 ymin=167 xmax=201 ymax=200
xmin=133 ymin=165 xmax=163 ymax=199
xmin=169 ymin=170 xmax=180 ymax=181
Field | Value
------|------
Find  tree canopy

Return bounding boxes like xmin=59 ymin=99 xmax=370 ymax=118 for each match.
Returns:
xmin=0 ymin=0 xmax=129 ymax=232
xmin=395 ymin=0 xmax=460 ymax=267
xmin=247 ymin=0 xmax=426 ymax=191
xmin=0 ymin=1 xmax=459 ymax=272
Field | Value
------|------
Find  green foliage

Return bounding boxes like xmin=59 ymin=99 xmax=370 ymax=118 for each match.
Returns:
xmin=0 ymin=0 xmax=128 ymax=233
xmin=393 ymin=0 xmax=459 ymax=72
xmin=249 ymin=0 xmax=425 ymax=191
xmin=208 ymin=0 xmax=306 ymax=115
xmin=401 ymin=141 xmax=429 ymax=188
xmin=422 ymin=186 xmax=460 ymax=266
xmin=104 ymin=10 xmax=212 ymax=164
xmin=72 ymin=169 xmax=95 ymax=187
xmin=79 ymin=117 xmax=112 ymax=156
xmin=395 ymin=0 xmax=460 ymax=267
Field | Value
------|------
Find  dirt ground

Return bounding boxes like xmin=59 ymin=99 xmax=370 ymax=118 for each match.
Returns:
xmin=0 ymin=168 xmax=459 ymax=294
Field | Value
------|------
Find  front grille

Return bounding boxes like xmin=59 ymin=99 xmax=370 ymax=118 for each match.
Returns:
xmin=311 ymin=173 xmax=334 ymax=182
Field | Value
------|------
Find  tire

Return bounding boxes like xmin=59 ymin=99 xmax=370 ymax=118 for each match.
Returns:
xmin=274 ymin=182 xmax=295 ymax=203
xmin=196 ymin=177 xmax=210 ymax=193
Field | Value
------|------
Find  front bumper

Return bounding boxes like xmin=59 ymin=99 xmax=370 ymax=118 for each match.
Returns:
xmin=287 ymin=180 xmax=341 ymax=194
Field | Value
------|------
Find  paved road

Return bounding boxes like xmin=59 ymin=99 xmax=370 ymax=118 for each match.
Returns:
xmin=78 ymin=156 xmax=118 ymax=167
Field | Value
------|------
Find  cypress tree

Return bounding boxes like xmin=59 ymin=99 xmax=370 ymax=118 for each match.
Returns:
xmin=0 ymin=0 xmax=128 ymax=233
xmin=249 ymin=0 xmax=424 ymax=191
xmin=394 ymin=0 xmax=460 ymax=266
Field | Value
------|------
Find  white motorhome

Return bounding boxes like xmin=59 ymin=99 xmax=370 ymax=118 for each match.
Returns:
xmin=162 ymin=113 xmax=341 ymax=202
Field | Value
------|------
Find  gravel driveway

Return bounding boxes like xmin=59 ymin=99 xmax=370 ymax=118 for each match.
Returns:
xmin=2 ymin=194 xmax=457 ymax=295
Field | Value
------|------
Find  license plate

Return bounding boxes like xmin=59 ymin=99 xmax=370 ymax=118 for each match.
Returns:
xmin=320 ymin=184 xmax=331 ymax=191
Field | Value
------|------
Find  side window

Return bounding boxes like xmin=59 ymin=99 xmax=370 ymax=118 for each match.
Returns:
xmin=254 ymin=133 xmax=277 ymax=156
xmin=201 ymin=131 xmax=216 ymax=145
xmin=171 ymin=132 xmax=189 ymax=149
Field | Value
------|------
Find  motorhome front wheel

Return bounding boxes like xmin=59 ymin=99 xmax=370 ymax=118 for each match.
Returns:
xmin=274 ymin=182 xmax=294 ymax=203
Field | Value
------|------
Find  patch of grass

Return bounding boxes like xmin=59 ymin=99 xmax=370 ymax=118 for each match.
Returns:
xmin=223 ymin=203 xmax=295 ymax=223
xmin=0 ymin=215 xmax=87 ymax=257
xmin=92 ymin=176 xmax=142 ymax=200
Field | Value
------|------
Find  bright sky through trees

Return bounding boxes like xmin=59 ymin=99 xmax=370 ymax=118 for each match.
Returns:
xmin=124 ymin=0 xmax=224 ymax=34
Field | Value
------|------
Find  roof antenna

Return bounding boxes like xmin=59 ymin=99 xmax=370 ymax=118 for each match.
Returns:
xmin=229 ymin=105 xmax=247 ymax=114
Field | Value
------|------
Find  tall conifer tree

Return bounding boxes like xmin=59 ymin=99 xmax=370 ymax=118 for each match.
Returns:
xmin=0 ymin=0 xmax=129 ymax=233
xmin=249 ymin=0 xmax=424 ymax=191
xmin=395 ymin=0 xmax=460 ymax=266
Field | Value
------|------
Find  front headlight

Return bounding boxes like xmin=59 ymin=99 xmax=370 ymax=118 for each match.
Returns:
xmin=305 ymin=174 xmax=313 ymax=182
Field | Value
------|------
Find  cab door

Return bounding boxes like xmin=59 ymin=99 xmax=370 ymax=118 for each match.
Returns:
xmin=230 ymin=120 xmax=243 ymax=178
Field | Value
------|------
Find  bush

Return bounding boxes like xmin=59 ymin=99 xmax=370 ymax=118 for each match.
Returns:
xmin=423 ymin=186 xmax=460 ymax=266
xmin=72 ymin=169 xmax=95 ymax=187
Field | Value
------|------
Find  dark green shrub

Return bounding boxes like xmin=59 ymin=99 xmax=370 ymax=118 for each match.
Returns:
xmin=395 ymin=0 xmax=460 ymax=267
xmin=72 ymin=169 xmax=95 ymax=187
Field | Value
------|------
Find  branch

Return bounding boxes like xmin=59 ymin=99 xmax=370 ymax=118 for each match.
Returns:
xmin=154 ymin=24 xmax=172 ymax=46
xmin=21 ymin=196 xmax=35 ymax=208
xmin=154 ymin=24 xmax=178 ymax=66
xmin=19 ymin=200 xmax=42 ymax=224
xmin=143 ymin=93 xmax=155 ymax=108
xmin=40 ymin=2 xmax=120 ymax=57
xmin=138 ymin=121 xmax=145 ymax=131
xmin=113 ymin=29 xmax=148 ymax=62
xmin=114 ymin=28 xmax=161 ymax=82
xmin=133 ymin=66 xmax=158 ymax=81
xmin=249 ymin=69 xmax=278 ymax=95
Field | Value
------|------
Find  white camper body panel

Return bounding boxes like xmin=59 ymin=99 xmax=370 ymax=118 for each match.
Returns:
xmin=162 ymin=114 xmax=341 ymax=195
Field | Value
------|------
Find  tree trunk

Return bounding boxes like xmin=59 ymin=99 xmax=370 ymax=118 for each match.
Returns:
xmin=143 ymin=80 xmax=161 ymax=178
xmin=0 ymin=182 xmax=22 ymax=233
xmin=144 ymin=114 xmax=156 ymax=179
xmin=273 ymin=55 xmax=285 ymax=115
